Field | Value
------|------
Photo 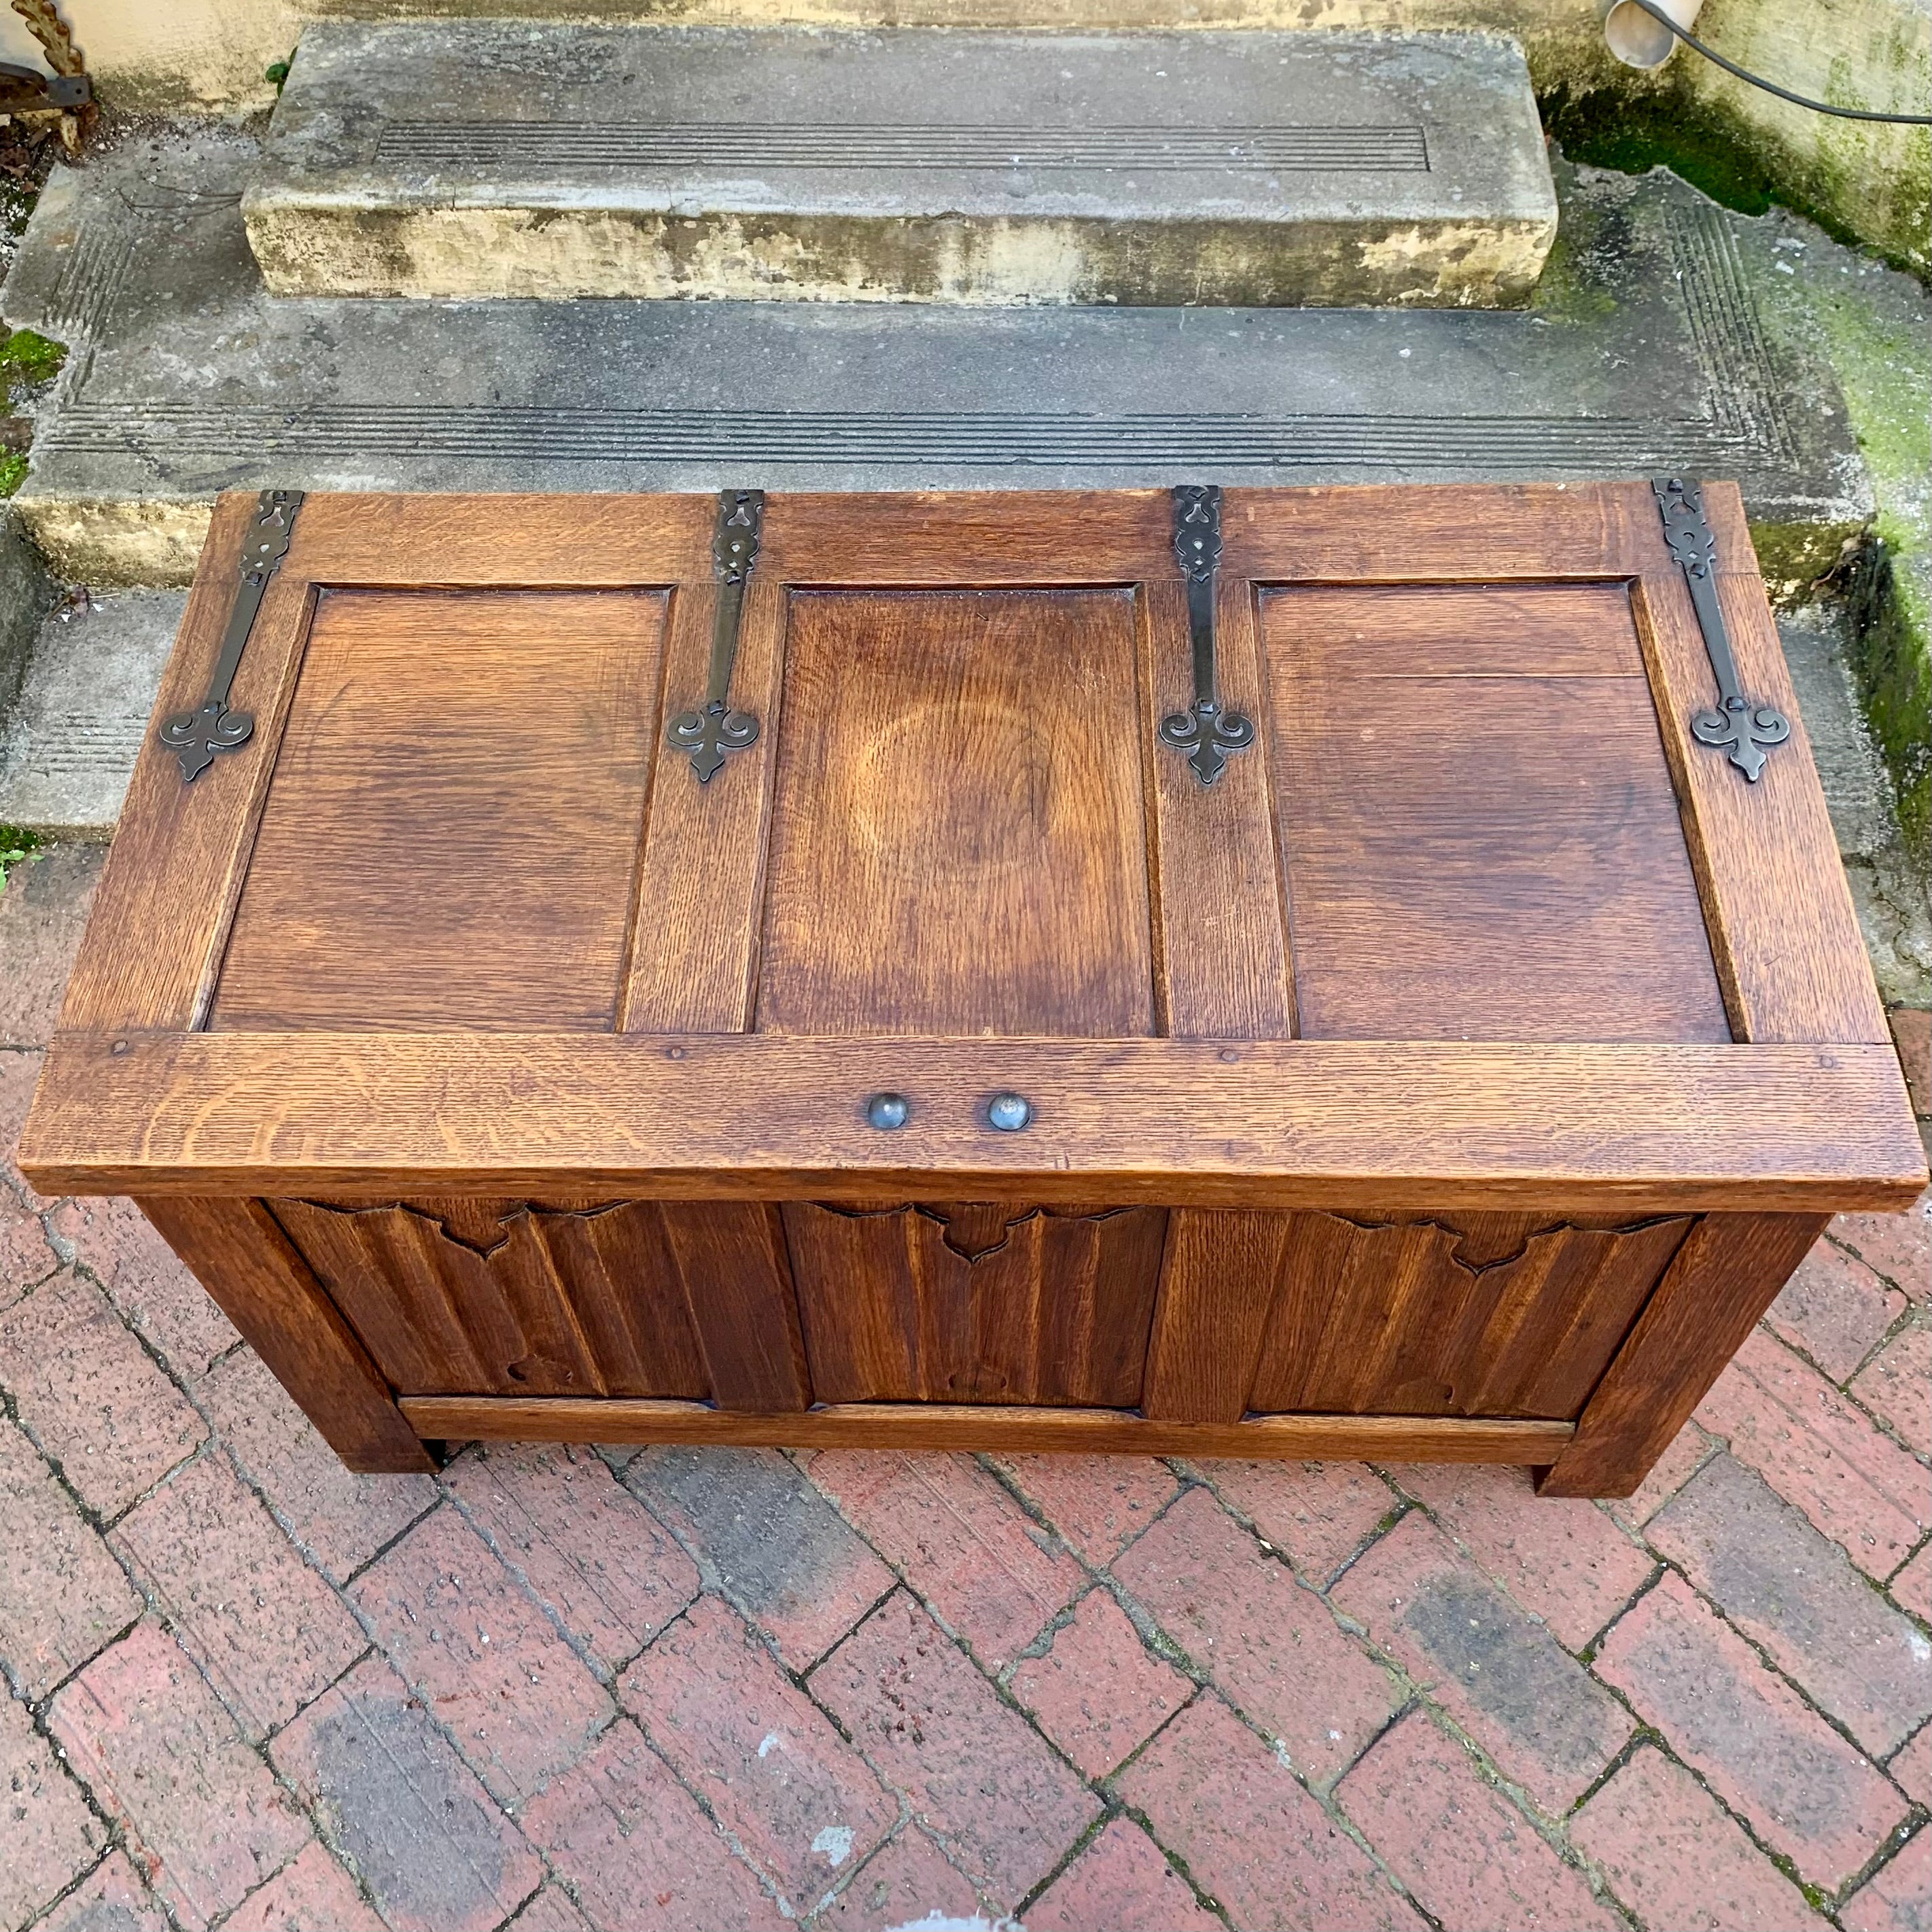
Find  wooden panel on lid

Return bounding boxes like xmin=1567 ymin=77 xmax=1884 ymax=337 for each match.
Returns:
xmin=211 ymin=588 xmax=669 ymax=1032
xmin=1264 ymin=582 xmax=1732 ymax=1043
xmin=757 ymin=588 xmax=1156 ymax=1037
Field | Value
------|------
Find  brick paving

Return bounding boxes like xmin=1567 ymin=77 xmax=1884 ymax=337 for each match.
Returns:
xmin=1 ymin=840 xmax=1927 ymax=1932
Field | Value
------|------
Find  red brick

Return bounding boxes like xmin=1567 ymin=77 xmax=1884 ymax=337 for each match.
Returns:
xmin=1697 ymin=1328 xmax=1928 ymax=1578
xmin=1116 ymin=1695 xmax=1408 ymax=1931
xmin=620 ymin=1594 xmax=894 ymax=1914
xmin=0 ymin=1689 xmax=105 ymax=1930
xmin=112 ymin=1453 xmax=367 ymax=1743
xmin=1646 ymin=1454 xmax=1932 ymax=1755
xmin=204 ymin=1348 xmax=437 ymax=1583
xmin=1892 ymin=1543 xmax=1932 ymax=1621
xmin=1114 ymin=1485 xmax=1397 ymax=1789
xmin=510 ymin=1884 xmax=594 ymax=1931
xmin=1766 ymin=1240 xmax=1908 ymax=1382
xmin=819 ymin=1827 xmax=980 ymax=1929
xmin=993 ymin=1454 xmax=1180 ymax=1567
xmin=0 ymin=1114 xmax=58 ymax=1304
xmin=1831 ymin=1188 xmax=1931 ymax=1303
xmin=1388 ymin=1462 xmax=1653 ymax=1650
xmin=1570 ymin=1743 xmax=1826 ymax=1931
xmin=1853 ymin=1324 xmax=1931 ymax=1456
xmin=0 ymin=1271 xmax=207 ymax=1517
xmin=811 ymin=1591 xmax=1100 ymax=1910
xmin=1841 ymin=1833 xmax=1931 ymax=1932
xmin=510 ymin=1885 xmax=591 ymax=1932
xmin=445 ymin=1442 xmax=699 ymax=1673
xmin=272 ymin=1654 xmax=542 ymax=1932
xmin=1888 ymin=1723 xmax=1932 ymax=1808
xmin=626 ymin=1445 xmax=894 ymax=1670
xmin=224 ymin=1840 xmax=386 ymax=1932
xmin=811 ymin=1450 xmax=1084 ymax=1670
xmin=1890 ymin=1008 xmax=1931 ymax=1116
xmin=1193 ymin=1459 xmax=1397 ymax=1586
xmin=1028 ymin=1816 xmax=1222 ymax=1932
xmin=1605 ymin=1419 xmax=1715 ymax=1531
xmin=0 ymin=1046 xmax=53 ymax=1207
xmin=0 ymin=1416 xmax=141 ymax=1697
xmin=352 ymin=1505 xmax=614 ymax=1806
xmin=36 ymin=1850 xmax=167 ymax=1932
xmin=49 ymin=1621 xmax=311 ymax=1931
xmin=48 ymin=1196 xmax=240 ymax=1380
xmin=1594 ymin=1571 xmax=1907 ymax=1889
xmin=1009 ymin=1587 xmax=1193 ymax=1778
xmin=1337 ymin=1712 xmax=1619 ymax=1931
xmin=522 ymin=1717 xmax=786 ymax=1932
xmin=1330 ymin=1511 xmax=1630 ymax=1814
xmin=0 ymin=844 xmax=103 ymax=1049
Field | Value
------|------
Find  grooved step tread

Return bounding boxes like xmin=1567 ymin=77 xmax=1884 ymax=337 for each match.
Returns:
xmin=243 ymin=23 xmax=1556 ymax=305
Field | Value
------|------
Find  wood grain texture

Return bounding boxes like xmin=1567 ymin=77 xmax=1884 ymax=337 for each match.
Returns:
xmin=1143 ymin=578 xmax=1295 ymax=1039
xmin=398 ymin=1395 xmax=1576 ymax=1464
xmin=1142 ymin=1208 xmax=1298 ymax=1422
xmin=1265 ymin=582 xmax=1731 ymax=1043
xmin=211 ymin=589 xmax=668 ymax=1032
xmin=27 ymin=1032 xmax=1925 ymax=1211
xmin=56 ymin=494 xmax=315 ymax=1034
xmin=1539 ymin=1210 xmax=1829 ymax=1496
xmin=1244 ymin=1212 xmax=1693 ymax=1418
xmin=621 ymin=576 xmax=788 ymax=1034
xmin=270 ymin=1197 xmax=709 ymax=1398
xmin=1218 ymin=480 xmax=1756 ymax=583
xmin=758 ymin=589 xmax=1155 ymax=1038
xmin=1630 ymin=493 xmax=1889 ymax=1045
xmin=658 ymin=1201 xmax=810 ymax=1411
xmin=138 ymin=1196 xmax=432 ymax=1473
xmin=784 ymin=1201 xmax=1166 ymax=1404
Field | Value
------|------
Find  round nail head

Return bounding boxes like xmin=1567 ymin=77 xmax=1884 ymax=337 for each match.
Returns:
xmin=865 ymin=1091 xmax=910 ymax=1131
xmin=987 ymin=1092 xmax=1032 ymax=1132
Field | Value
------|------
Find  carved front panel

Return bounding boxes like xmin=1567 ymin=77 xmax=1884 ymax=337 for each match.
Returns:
xmin=783 ymin=1201 xmax=1169 ymax=1406
xmin=273 ymin=1198 xmax=710 ymax=1398
xmin=1243 ymin=1212 xmax=1695 ymax=1419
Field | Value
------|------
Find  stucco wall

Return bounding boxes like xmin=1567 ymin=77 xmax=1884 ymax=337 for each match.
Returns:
xmin=36 ymin=0 xmax=1932 ymax=270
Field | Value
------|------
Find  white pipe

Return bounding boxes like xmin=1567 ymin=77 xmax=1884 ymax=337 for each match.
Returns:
xmin=1600 ymin=0 xmax=1706 ymax=71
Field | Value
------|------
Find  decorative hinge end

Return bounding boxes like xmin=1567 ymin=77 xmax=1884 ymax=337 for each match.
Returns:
xmin=669 ymin=699 xmax=759 ymax=784
xmin=671 ymin=489 xmax=765 ymax=782
xmin=1158 ymin=699 xmax=1254 ymax=787
xmin=1653 ymin=475 xmax=1789 ymax=786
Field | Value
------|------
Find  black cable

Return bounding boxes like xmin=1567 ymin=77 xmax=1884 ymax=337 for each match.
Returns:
xmin=1620 ymin=0 xmax=1932 ymax=124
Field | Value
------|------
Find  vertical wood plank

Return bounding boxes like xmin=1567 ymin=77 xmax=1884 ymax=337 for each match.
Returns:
xmin=139 ymin=1196 xmax=432 ymax=1473
xmin=661 ymin=1201 xmax=810 ymax=1411
xmin=1630 ymin=481 xmax=1886 ymax=1046
xmin=1537 ymin=1210 xmax=1827 ymax=1497
xmin=1141 ymin=578 xmax=1296 ymax=1040
xmin=1141 ymin=1208 xmax=1295 ymax=1423
xmin=621 ymin=574 xmax=788 ymax=1032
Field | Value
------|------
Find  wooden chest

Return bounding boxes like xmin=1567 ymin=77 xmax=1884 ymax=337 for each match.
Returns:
xmin=21 ymin=482 xmax=1924 ymax=1495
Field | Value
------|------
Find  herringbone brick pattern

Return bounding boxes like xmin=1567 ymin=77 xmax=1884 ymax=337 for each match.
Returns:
xmin=3 ymin=845 xmax=1928 ymax=1932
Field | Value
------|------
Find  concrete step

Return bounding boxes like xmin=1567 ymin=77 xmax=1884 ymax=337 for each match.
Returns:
xmin=0 ymin=128 xmax=1864 ymax=591
xmin=243 ymin=22 xmax=1557 ymax=307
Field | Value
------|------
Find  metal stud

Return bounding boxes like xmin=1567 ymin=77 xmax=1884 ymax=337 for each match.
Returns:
xmin=986 ymin=1093 xmax=1032 ymax=1132
xmin=865 ymin=1091 xmax=911 ymax=1130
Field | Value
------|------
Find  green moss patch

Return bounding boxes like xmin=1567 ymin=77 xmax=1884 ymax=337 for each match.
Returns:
xmin=0 ymin=822 xmax=39 ymax=892
xmin=0 ymin=328 xmax=65 ymax=391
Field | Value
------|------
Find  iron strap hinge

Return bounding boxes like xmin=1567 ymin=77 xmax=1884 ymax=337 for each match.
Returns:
xmin=1653 ymin=476 xmax=1790 ymax=784
xmin=158 ymin=488 xmax=303 ymax=783
xmin=669 ymin=488 xmax=765 ymax=783
xmin=1158 ymin=484 xmax=1254 ymax=787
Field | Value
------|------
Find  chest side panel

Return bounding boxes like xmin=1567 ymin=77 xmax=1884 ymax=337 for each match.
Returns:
xmin=211 ymin=587 xmax=670 ymax=1032
xmin=1263 ymin=582 xmax=1732 ymax=1043
xmin=756 ymin=587 xmax=1157 ymax=1038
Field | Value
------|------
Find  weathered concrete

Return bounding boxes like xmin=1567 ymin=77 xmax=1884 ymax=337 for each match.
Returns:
xmin=0 ymin=590 xmax=183 ymax=837
xmin=0 ymin=507 xmax=54 ymax=722
xmin=245 ymin=24 xmax=1557 ymax=307
xmin=0 ymin=129 xmax=1869 ymax=588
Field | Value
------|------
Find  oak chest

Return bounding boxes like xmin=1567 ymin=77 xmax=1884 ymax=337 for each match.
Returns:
xmin=20 ymin=482 xmax=1925 ymax=1494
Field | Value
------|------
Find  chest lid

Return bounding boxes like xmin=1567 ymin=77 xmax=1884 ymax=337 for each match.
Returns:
xmin=22 ymin=482 xmax=1925 ymax=1212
